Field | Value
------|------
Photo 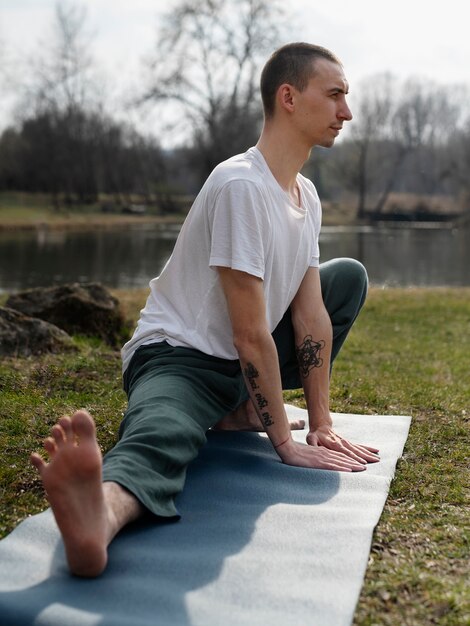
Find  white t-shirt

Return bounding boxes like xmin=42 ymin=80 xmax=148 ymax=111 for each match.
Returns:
xmin=121 ymin=147 xmax=322 ymax=372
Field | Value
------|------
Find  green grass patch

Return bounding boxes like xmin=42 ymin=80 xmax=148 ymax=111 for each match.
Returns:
xmin=0 ymin=191 xmax=99 ymax=222
xmin=284 ymin=288 xmax=469 ymax=625
xmin=0 ymin=192 xmax=187 ymax=229
xmin=1 ymin=287 xmax=469 ymax=624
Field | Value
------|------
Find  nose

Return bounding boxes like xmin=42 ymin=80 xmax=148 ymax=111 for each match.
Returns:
xmin=339 ymin=99 xmax=353 ymax=122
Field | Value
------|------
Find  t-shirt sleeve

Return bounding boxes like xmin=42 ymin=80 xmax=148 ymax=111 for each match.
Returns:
xmin=307 ymin=184 xmax=322 ymax=268
xmin=209 ymin=180 xmax=270 ymax=279
xmin=309 ymin=242 xmax=320 ymax=268
xmin=309 ymin=216 xmax=321 ymax=267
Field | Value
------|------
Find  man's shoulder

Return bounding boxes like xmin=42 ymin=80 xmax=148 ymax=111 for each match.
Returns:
xmin=209 ymin=148 xmax=266 ymax=189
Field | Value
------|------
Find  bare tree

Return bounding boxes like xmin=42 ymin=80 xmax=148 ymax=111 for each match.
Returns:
xmin=142 ymin=0 xmax=285 ymax=180
xmin=25 ymin=2 xmax=100 ymax=116
xmin=0 ymin=3 xmax=169 ymax=204
xmin=391 ymin=78 xmax=459 ymax=192
xmin=12 ymin=2 xmax=100 ymax=205
xmin=331 ymin=73 xmax=397 ymax=219
xmin=446 ymin=113 xmax=470 ymax=220
xmin=333 ymin=74 xmax=463 ymax=219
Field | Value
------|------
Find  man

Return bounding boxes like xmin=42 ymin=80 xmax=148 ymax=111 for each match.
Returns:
xmin=31 ymin=42 xmax=379 ymax=578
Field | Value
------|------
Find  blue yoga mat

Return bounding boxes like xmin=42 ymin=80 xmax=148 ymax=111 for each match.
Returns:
xmin=0 ymin=406 xmax=411 ymax=626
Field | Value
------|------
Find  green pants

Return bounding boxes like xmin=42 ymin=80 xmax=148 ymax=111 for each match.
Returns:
xmin=102 ymin=258 xmax=368 ymax=517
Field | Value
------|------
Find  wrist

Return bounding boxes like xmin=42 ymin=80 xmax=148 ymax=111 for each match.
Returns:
xmin=309 ymin=412 xmax=333 ymax=432
xmin=272 ymin=436 xmax=295 ymax=460
xmin=273 ymin=435 xmax=291 ymax=449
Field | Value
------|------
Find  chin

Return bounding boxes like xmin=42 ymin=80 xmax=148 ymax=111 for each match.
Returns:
xmin=317 ymin=138 xmax=336 ymax=149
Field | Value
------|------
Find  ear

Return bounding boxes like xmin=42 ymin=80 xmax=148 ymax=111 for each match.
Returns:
xmin=277 ymin=84 xmax=296 ymax=113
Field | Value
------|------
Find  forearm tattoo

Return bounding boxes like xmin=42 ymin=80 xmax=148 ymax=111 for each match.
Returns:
xmin=296 ymin=335 xmax=326 ymax=378
xmin=243 ymin=362 xmax=275 ymax=427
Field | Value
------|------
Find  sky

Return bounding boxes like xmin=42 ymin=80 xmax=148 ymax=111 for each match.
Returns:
xmin=0 ymin=0 xmax=469 ymax=138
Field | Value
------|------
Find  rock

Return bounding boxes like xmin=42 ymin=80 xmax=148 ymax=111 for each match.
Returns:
xmin=0 ymin=307 xmax=75 ymax=357
xmin=6 ymin=282 xmax=128 ymax=347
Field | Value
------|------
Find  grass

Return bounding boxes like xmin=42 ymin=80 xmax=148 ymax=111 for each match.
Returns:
xmin=0 ymin=192 xmax=186 ymax=230
xmin=1 ymin=287 xmax=469 ymax=625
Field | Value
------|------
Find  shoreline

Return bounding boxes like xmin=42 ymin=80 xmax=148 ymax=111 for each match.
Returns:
xmin=0 ymin=212 xmax=461 ymax=232
xmin=1 ymin=190 xmax=464 ymax=232
xmin=0 ymin=214 xmax=186 ymax=232
xmin=0 ymin=214 xmax=410 ymax=232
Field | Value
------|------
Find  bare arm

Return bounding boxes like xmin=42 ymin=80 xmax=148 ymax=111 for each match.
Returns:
xmin=290 ymin=267 xmax=333 ymax=431
xmin=217 ymin=267 xmax=368 ymax=471
xmin=290 ymin=267 xmax=379 ymax=463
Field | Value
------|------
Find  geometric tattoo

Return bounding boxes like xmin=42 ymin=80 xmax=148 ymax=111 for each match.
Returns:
xmin=295 ymin=335 xmax=326 ymax=378
xmin=243 ymin=362 xmax=275 ymax=428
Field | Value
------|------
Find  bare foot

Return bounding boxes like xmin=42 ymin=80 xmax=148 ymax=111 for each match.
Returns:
xmin=213 ymin=399 xmax=305 ymax=431
xmin=30 ymin=410 xmax=110 ymax=577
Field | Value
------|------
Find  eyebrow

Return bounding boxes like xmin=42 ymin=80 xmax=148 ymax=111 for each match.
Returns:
xmin=327 ymin=84 xmax=349 ymax=95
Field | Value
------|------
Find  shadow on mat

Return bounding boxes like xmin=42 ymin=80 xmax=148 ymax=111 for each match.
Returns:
xmin=0 ymin=431 xmax=340 ymax=626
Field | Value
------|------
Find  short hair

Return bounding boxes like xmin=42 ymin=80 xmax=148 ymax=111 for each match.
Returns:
xmin=260 ymin=42 xmax=342 ymax=118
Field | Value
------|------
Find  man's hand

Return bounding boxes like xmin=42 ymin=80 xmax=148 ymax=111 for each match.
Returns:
xmin=275 ymin=438 xmax=368 ymax=472
xmin=307 ymin=425 xmax=380 ymax=464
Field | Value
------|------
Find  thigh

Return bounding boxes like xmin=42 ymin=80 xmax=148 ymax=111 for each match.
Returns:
xmin=122 ymin=342 xmax=244 ymax=438
xmin=319 ymin=258 xmax=368 ymax=361
xmin=272 ymin=258 xmax=368 ymax=389
xmin=102 ymin=342 xmax=244 ymax=517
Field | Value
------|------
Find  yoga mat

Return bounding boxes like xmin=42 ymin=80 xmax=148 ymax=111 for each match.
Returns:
xmin=0 ymin=406 xmax=411 ymax=626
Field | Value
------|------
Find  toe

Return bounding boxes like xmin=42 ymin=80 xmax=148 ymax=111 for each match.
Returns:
xmin=58 ymin=415 xmax=74 ymax=441
xmin=71 ymin=410 xmax=96 ymax=441
xmin=44 ymin=437 xmax=57 ymax=456
xmin=52 ymin=424 xmax=66 ymax=447
xmin=30 ymin=452 xmax=46 ymax=472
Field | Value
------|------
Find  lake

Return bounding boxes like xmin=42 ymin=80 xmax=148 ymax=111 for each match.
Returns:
xmin=0 ymin=222 xmax=469 ymax=293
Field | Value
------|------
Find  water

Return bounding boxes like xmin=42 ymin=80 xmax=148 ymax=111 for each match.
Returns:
xmin=319 ymin=224 xmax=470 ymax=287
xmin=0 ymin=222 xmax=469 ymax=293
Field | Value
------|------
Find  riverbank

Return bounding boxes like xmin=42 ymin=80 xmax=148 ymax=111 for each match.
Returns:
xmin=0 ymin=287 xmax=468 ymax=624
xmin=0 ymin=192 xmax=354 ymax=229
xmin=0 ymin=192 xmax=187 ymax=231
xmin=0 ymin=205 xmax=351 ymax=229
xmin=0 ymin=208 xmax=187 ymax=231
xmin=2 ymin=192 xmax=464 ymax=230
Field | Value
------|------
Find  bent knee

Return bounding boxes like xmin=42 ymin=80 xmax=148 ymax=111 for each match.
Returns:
xmin=322 ymin=257 xmax=368 ymax=289
xmin=341 ymin=258 xmax=368 ymax=288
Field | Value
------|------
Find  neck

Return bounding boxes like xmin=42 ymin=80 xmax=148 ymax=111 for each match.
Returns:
xmin=256 ymin=123 xmax=312 ymax=194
